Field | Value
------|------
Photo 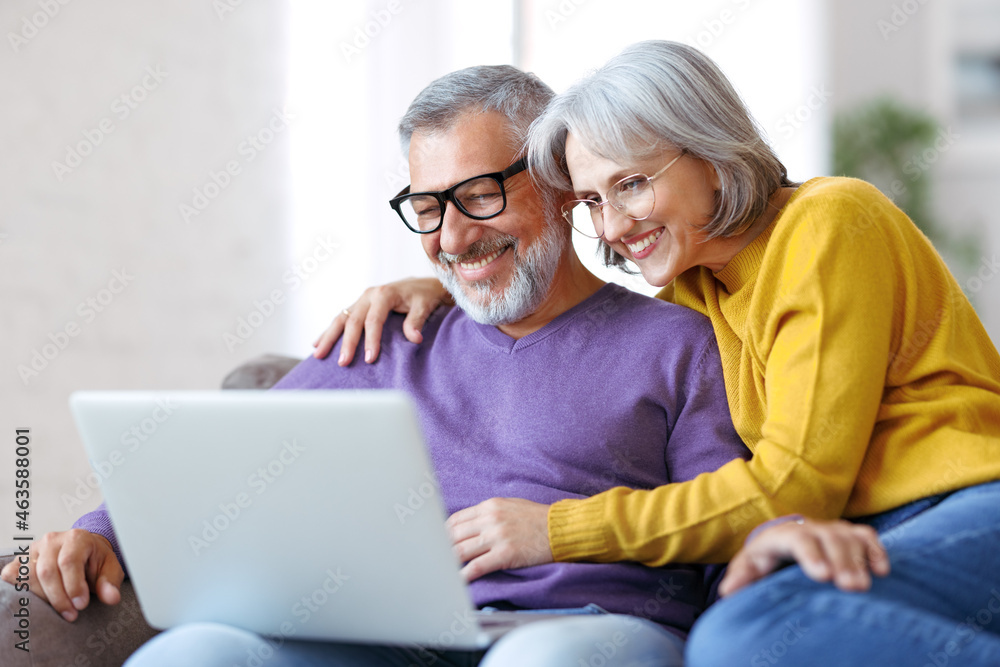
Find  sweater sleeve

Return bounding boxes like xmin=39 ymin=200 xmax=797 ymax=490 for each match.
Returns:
xmin=549 ymin=199 xmax=897 ymax=564
xmin=72 ymin=501 xmax=128 ymax=576
xmin=662 ymin=335 xmax=751 ymax=484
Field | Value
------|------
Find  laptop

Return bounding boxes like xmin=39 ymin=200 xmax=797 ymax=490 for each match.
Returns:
xmin=70 ymin=390 xmax=564 ymax=649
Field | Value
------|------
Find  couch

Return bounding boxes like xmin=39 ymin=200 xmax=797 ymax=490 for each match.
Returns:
xmin=0 ymin=354 xmax=301 ymax=667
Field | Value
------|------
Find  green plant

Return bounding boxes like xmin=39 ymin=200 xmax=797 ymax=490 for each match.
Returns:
xmin=832 ymin=97 xmax=980 ymax=269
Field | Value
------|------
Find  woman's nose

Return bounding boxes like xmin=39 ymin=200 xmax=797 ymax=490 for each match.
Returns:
xmin=600 ymin=205 xmax=635 ymax=243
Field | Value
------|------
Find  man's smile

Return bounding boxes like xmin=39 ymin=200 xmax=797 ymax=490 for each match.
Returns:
xmin=459 ymin=246 xmax=509 ymax=271
xmin=440 ymin=239 xmax=516 ymax=282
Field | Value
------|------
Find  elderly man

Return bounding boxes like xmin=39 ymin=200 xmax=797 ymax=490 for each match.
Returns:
xmin=4 ymin=66 xmax=747 ymax=666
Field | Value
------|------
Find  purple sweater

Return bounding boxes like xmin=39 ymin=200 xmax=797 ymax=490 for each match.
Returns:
xmin=76 ymin=283 xmax=748 ymax=635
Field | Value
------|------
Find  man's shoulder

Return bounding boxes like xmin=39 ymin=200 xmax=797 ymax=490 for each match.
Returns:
xmin=594 ymin=283 xmax=714 ymax=332
xmin=271 ymin=309 xmax=457 ymax=390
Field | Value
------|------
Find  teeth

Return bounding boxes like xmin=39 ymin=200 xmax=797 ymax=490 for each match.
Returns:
xmin=459 ymin=248 xmax=504 ymax=270
xmin=627 ymin=230 xmax=662 ymax=255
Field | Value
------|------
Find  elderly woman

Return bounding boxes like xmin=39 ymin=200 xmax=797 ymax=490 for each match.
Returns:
xmin=317 ymin=41 xmax=1000 ymax=664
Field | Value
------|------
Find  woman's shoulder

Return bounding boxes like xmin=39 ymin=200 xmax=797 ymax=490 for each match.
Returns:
xmin=772 ymin=176 xmax=907 ymax=252
xmin=780 ymin=177 xmax=897 ymax=222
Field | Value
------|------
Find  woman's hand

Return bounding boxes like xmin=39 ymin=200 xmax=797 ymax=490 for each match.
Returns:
xmin=0 ymin=529 xmax=124 ymax=622
xmin=718 ymin=518 xmax=889 ymax=598
xmin=446 ymin=498 xmax=554 ymax=582
xmin=313 ymin=277 xmax=449 ymax=365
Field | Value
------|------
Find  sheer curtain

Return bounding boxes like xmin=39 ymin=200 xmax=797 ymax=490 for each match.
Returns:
xmin=284 ymin=1 xmax=515 ymax=352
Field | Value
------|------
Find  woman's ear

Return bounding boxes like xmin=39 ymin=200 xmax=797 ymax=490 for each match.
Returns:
xmin=703 ymin=160 xmax=722 ymax=191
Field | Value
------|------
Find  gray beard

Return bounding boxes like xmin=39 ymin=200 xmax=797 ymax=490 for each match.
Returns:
xmin=433 ymin=223 xmax=564 ymax=326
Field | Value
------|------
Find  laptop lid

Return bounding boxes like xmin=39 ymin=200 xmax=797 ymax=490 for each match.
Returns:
xmin=69 ymin=390 xmax=494 ymax=649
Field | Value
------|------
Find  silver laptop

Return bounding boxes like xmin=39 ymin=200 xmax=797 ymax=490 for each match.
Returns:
xmin=70 ymin=390 xmax=562 ymax=649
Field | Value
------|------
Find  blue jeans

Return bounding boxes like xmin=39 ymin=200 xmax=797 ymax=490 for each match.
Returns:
xmin=686 ymin=479 xmax=1000 ymax=666
xmin=124 ymin=605 xmax=685 ymax=667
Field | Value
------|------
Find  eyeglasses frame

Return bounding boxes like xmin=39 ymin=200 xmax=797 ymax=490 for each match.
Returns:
xmin=389 ymin=157 xmax=528 ymax=234
xmin=561 ymin=151 xmax=685 ymax=239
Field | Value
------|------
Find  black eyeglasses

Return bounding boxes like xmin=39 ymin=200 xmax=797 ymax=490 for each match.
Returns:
xmin=389 ymin=158 xmax=527 ymax=234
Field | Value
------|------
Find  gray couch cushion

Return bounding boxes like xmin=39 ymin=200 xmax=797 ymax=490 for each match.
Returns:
xmin=221 ymin=354 xmax=301 ymax=390
xmin=0 ymin=551 xmax=159 ymax=667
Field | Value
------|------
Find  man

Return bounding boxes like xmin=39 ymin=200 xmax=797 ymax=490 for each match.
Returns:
xmin=3 ymin=66 xmax=747 ymax=666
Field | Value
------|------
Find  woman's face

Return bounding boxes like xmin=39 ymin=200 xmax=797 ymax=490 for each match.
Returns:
xmin=564 ymin=132 xmax=724 ymax=287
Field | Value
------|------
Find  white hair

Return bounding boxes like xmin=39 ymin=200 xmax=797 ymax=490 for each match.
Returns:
xmin=528 ymin=40 xmax=794 ymax=269
xmin=399 ymin=65 xmax=554 ymax=158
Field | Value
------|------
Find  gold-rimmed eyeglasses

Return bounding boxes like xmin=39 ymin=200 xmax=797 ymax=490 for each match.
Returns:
xmin=561 ymin=152 xmax=684 ymax=239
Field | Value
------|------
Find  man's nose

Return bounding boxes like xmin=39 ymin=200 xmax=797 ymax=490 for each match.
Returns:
xmin=599 ymin=205 xmax=635 ymax=244
xmin=438 ymin=201 xmax=483 ymax=256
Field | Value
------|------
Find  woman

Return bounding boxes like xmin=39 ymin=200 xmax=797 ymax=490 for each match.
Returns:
xmin=316 ymin=41 xmax=1000 ymax=664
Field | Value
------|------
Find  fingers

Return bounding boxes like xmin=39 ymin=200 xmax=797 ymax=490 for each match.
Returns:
xmin=814 ymin=527 xmax=869 ymax=591
xmin=446 ymin=507 xmax=494 ymax=582
xmin=312 ymin=318 xmax=345 ymax=360
xmin=338 ymin=311 xmax=365 ymax=366
xmin=93 ymin=564 xmax=124 ymax=606
xmin=721 ymin=519 xmax=891 ymax=598
xmin=85 ymin=534 xmax=124 ymax=605
xmin=446 ymin=516 xmax=480 ymax=546
xmin=460 ymin=551 xmax=504 ymax=583
xmin=56 ymin=533 xmax=95 ymax=614
xmin=865 ymin=527 xmax=891 ymax=577
xmin=317 ymin=278 xmax=447 ymax=364
xmin=362 ymin=294 xmax=395 ymax=364
xmin=453 ymin=534 xmax=490 ymax=566
xmin=0 ymin=558 xmax=15 ymax=584
xmin=786 ymin=532 xmax=832 ymax=583
xmin=445 ymin=504 xmax=477 ymax=532
xmin=18 ymin=530 xmax=124 ymax=623
xmin=401 ymin=300 xmax=438 ymax=344
xmin=446 ymin=505 xmax=486 ymax=562
xmin=717 ymin=550 xmax=770 ymax=598
xmin=34 ymin=536 xmax=78 ymax=621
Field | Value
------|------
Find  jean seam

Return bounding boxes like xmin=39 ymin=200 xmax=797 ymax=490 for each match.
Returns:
xmin=888 ymin=521 xmax=1000 ymax=565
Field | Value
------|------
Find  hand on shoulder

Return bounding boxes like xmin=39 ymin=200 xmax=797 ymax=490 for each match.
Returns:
xmin=313 ymin=277 xmax=449 ymax=365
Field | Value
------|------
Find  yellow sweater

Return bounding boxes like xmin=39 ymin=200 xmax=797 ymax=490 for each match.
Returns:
xmin=548 ymin=177 xmax=1000 ymax=565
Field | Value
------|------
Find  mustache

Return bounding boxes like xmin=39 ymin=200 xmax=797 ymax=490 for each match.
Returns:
xmin=437 ymin=234 xmax=517 ymax=266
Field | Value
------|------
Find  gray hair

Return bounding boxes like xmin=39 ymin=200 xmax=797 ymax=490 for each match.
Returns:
xmin=399 ymin=65 xmax=555 ymax=158
xmin=528 ymin=40 xmax=794 ymax=270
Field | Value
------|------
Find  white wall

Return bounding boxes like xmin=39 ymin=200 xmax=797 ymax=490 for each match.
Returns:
xmin=1 ymin=1 xmax=294 ymax=547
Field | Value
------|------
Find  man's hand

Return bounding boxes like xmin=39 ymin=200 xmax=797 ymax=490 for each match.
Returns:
xmin=446 ymin=498 xmax=553 ymax=582
xmin=719 ymin=518 xmax=890 ymax=598
xmin=0 ymin=529 xmax=124 ymax=622
xmin=313 ymin=277 xmax=450 ymax=365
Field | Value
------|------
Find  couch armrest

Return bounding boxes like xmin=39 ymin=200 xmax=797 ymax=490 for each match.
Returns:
xmin=221 ymin=354 xmax=301 ymax=390
xmin=0 ymin=551 xmax=159 ymax=667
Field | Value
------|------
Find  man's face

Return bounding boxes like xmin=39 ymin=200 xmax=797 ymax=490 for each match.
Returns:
xmin=408 ymin=112 xmax=566 ymax=326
